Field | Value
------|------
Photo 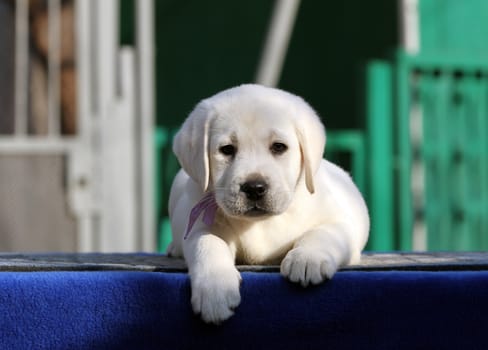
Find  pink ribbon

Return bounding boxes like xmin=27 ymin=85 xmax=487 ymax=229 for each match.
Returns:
xmin=184 ymin=192 xmax=218 ymax=239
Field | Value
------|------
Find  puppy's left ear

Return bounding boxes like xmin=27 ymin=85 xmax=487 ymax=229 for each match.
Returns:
xmin=294 ymin=104 xmax=326 ymax=194
xmin=173 ymin=101 xmax=213 ymax=192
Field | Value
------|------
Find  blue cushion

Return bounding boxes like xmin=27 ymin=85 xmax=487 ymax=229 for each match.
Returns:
xmin=1 ymin=266 xmax=488 ymax=349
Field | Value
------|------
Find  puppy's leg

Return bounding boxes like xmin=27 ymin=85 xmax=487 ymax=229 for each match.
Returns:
xmin=184 ymin=232 xmax=241 ymax=324
xmin=280 ymin=223 xmax=354 ymax=287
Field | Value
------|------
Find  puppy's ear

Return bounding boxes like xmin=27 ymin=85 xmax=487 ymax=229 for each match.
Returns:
xmin=295 ymin=105 xmax=326 ymax=194
xmin=173 ymin=102 xmax=213 ymax=192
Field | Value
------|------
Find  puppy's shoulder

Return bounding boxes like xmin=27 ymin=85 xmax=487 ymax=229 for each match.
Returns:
xmin=317 ymin=159 xmax=355 ymax=190
xmin=168 ymin=169 xmax=201 ymax=216
xmin=309 ymin=159 xmax=363 ymax=213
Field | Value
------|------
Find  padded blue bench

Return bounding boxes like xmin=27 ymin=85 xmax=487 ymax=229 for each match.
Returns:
xmin=1 ymin=253 xmax=487 ymax=349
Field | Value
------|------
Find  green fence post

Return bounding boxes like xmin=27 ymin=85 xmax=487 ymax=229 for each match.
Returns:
xmin=158 ymin=217 xmax=173 ymax=253
xmin=154 ymin=127 xmax=170 ymax=251
xmin=396 ymin=54 xmax=413 ymax=251
xmin=366 ymin=61 xmax=394 ymax=251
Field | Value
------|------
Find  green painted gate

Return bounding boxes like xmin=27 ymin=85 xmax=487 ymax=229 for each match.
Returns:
xmin=366 ymin=54 xmax=488 ymax=251
xmin=366 ymin=0 xmax=488 ymax=251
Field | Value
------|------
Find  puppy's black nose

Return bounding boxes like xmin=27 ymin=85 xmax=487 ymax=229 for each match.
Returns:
xmin=240 ymin=180 xmax=268 ymax=201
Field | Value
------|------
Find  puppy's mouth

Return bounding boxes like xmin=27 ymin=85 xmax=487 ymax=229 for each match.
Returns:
xmin=244 ymin=205 xmax=270 ymax=217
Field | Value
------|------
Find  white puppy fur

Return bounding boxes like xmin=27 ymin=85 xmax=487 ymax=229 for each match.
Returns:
xmin=167 ymin=84 xmax=369 ymax=324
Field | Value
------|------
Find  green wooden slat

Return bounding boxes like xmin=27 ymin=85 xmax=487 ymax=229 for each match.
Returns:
xmin=419 ymin=0 xmax=488 ymax=57
xmin=454 ymin=74 xmax=469 ymax=249
xmin=480 ymin=76 xmax=488 ymax=249
xmin=396 ymin=55 xmax=413 ymax=250
xmin=366 ymin=61 xmax=394 ymax=251
xmin=464 ymin=74 xmax=488 ymax=250
xmin=326 ymin=131 xmax=366 ymax=195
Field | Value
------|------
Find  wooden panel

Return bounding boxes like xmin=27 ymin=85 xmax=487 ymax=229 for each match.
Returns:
xmin=0 ymin=155 xmax=76 ymax=251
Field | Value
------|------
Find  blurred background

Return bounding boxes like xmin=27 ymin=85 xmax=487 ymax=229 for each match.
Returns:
xmin=0 ymin=0 xmax=487 ymax=253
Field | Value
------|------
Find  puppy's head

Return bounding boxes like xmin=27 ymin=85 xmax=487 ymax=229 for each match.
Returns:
xmin=173 ymin=84 xmax=325 ymax=219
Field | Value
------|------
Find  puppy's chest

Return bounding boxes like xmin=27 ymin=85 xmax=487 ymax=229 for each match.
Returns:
xmin=233 ymin=222 xmax=303 ymax=265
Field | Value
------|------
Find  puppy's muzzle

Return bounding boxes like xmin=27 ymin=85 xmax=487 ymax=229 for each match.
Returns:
xmin=240 ymin=180 xmax=268 ymax=201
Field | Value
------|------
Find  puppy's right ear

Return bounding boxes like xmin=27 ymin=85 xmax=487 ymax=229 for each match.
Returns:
xmin=173 ymin=102 xmax=213 ymax=192
xmin=293 ymin=101 xmax=326 ymax=194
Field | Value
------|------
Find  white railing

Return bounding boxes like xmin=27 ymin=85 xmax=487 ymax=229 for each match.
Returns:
xmin=2 ymin=0 xmax=155 ymax=252
xmin=255 ymin=0 xmax=301 ymax=87
xmin=14 ymin=0 xmax=29 ymax=137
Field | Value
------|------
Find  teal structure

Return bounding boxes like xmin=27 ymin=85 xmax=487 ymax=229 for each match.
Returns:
xmin=144 ymin=0 xmax=488 ymax=252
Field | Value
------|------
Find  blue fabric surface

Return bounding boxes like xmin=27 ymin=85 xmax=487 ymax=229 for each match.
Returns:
xmin=1 ymin=270 xmax=488 ymax=349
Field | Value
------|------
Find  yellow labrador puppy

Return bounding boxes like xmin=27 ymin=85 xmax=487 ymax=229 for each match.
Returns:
xmin=167 ymin=84 xmax=369 ymax=324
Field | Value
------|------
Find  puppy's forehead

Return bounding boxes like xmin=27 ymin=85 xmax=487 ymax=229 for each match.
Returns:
xmin=205 ymin=85 xmax=305 ymax=143
xmin=211 ymin=107 xmax=295 ymax=142
xmin=213 ymin=97 xmax=296 ymax=127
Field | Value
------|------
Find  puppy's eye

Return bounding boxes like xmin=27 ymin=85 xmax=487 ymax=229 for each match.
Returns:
xmin=219 ymin=145 xmax=236 ymax=157
xmin=270 ymin=142 xmax=288 ymax=155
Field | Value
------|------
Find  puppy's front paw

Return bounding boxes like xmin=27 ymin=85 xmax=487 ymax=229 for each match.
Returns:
xmin=280 ymin=248 xmax=338 ymax=287
xmin=191 ymin=266 xmax=242 ymax=324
